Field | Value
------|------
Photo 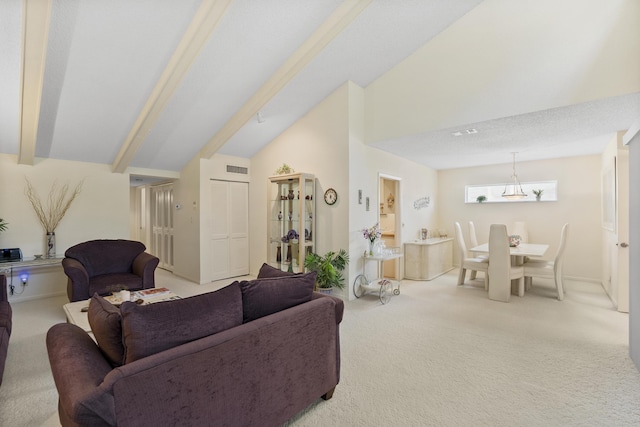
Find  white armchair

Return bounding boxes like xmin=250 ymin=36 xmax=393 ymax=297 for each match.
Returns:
xmin=523 ymin=223 xmax=569 ymax=300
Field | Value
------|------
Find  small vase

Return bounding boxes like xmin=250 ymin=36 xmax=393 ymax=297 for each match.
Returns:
xmin=276 ymin=246 xmax=282 ymax=263
xmin=46 ymin=231 xmax=56 ymax=258
xmin=369 ymin=240 xmax=375 ymax=256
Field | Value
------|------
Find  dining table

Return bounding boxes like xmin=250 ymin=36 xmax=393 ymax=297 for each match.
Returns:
xmin=469 ymin=242 xmax=549 ymax=296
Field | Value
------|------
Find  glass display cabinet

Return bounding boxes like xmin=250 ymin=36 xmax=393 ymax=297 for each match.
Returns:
xmin=267 ymin=173 xmax=315 ymax=273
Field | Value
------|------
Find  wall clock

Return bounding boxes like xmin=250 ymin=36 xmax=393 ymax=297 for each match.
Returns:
xmin=324 ymin=188 xmax=337 ymax=205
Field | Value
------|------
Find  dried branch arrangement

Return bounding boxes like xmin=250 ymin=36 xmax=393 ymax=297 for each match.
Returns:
xmin=25 ymin=178 xmax=83 ymax=233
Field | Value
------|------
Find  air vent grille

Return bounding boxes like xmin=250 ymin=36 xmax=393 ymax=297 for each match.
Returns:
xmin=226 ymin=165 xmax=248 ymax=174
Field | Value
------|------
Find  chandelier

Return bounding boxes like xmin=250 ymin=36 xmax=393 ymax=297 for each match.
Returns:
xmin=502 ymin=152 xmax=527 ymax=200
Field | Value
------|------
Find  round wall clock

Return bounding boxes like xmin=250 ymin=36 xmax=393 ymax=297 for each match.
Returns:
xmin=324 ymin=188 xmax=338 ymax=205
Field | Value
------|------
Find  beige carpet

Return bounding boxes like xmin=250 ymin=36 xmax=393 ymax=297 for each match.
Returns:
xmin=1 ymin=270 xmax=639 ymax=426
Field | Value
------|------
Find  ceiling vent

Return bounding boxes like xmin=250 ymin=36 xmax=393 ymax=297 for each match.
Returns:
xmin=226 ymin=165 xmax=248 ymax=175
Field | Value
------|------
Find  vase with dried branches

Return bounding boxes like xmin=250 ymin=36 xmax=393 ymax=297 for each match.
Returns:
xmin=25 ymin=178 xmax=83 ymax=258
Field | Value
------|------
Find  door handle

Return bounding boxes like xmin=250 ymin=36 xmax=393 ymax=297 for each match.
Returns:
xmin=617 ymin=242 xmax=629 ymax=248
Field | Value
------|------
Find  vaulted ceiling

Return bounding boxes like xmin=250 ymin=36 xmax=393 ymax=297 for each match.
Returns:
xmin=1 ymin=0 xmax=638 ymax=180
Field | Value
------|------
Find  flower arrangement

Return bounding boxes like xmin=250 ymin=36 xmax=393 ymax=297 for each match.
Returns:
xmin=274 ymin=163 xmax=295 ymax=175
xmin=362 ymin=223 xmax=382 ymax=255
xmin=25 ymin=178 xmax=83 ymax=233
xmin=362 ymin=222 xmax=382 ymax=243
xmin=281 ymin=229 xmax=299 ymax=243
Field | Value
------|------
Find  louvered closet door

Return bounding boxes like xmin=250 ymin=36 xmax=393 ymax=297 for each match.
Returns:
xmin=151 ymin=184 xmax=174 ymax=271
xmin=210 ymin=180 xmax=248 ymax=281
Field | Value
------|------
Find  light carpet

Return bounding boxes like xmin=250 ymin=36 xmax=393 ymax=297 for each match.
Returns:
xmin=1 ymin=270 xmax=639 ymax=426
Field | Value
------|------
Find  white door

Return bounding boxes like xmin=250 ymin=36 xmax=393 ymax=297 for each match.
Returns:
xmin=614 ymin=149 xmax=630 ymax=312
xmin=150 ymin=184 xmax=174 ymax=271
xmin=210 ymin=180 xmax=249 ymax=281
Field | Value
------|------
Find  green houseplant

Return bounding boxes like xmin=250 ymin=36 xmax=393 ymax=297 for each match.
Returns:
xmin=476 ymin=195 xmax=487 ymax=203
xmin=533 ymin=189 xmax=544 ymax=201
xmin=304 ymin=249 xmax=349 ymax=291
xmin=0 ymin=218 xmax=7 ymax=233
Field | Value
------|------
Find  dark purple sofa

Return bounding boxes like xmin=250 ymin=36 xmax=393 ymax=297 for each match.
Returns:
xmin=62 ymin=239 xmax=159 ymax=302
xmin=0 ymin=274 xmax=12 ymax=387
xmin=46 ymin=270 xmax=343 ymax=427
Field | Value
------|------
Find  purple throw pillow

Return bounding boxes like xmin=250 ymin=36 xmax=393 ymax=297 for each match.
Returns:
xmin=239 ymin=271 xmax=317 ymax=323
xmin=120 ymin=282 xmax=242 ymax=364
xmin=88 ymin=293 xmax=125 ymax=367
xmin=257 ymin=263 xmax=297 ymax=278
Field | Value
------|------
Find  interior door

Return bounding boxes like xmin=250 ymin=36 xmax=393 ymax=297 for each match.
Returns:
xmin=210 ymin=180 xmax=249 ymax=281
xmin=150 ymin=184 xmax=174 ymax=271
xmin=615 ymin=149 xmax=630 ymax=312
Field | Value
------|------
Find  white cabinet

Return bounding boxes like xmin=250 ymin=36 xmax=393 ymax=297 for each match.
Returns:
xmin=267 ymin=173 xmax=315 ymax=273
xmin=404 ymin=238 xmax=454 ymax=280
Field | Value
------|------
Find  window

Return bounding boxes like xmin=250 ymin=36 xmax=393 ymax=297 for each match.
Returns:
xmin=465 ymin=181 xmax=557 ymax=203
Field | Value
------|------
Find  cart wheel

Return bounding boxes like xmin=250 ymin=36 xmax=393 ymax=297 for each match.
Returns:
xmin=393 ymin=288 xmax=400 ymax=295
xmin=353 ymin=274 xmax=368 ymax=298
xmin=379 ymin=280 xmax=392 ymax=304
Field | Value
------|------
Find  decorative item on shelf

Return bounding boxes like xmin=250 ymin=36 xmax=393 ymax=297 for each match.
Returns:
xmin=533 ymin=189 xmax=544 ymax=201
xmin=502 ymin=152 xmax=527 ymax=200
xmin=281 ymin=229 xmax=299 ymax=243
xmin=287 ymin=189 xmax=295 ymax=200
xmin=25 ymin=178 xmax=83 ymax=258
xmin=276 ymin=246 xmax=282 ymax=263
xmin=509 ymin=235 xmax=521 ymax=247
xmin=361 ymin=223 xmax=382 ymax=256
xmin=277 ymin=211 xmax=283 ymax=220
xmin=476 ymin=195 xmax=487 ymax=203
xmin=387 ymin=193 xmax=395 ymax=208
xmin=303 ymin=249 xmax=349 ymax=292
xmin=288 ymin=211 xmax=293 ymax=221
xmin=274 ymin=163 xmax=295 ymax=175
xmin=421 ymin=228 xmax=428 ymax=240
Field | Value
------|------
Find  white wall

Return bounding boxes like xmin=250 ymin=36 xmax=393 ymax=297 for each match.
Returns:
xmin=438 ymin=155 xmax=602 ymax=283
xmin=0 ymin=154 xmax=130 ymax=301
xmin=250 ymin=83 xmax=351 ymax=292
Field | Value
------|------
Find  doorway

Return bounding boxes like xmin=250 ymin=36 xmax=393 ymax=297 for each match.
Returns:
xmin=379 ymin=174 xmax=401 ymax=280
xmin=150 ymin=183 xmax=174 ymax=271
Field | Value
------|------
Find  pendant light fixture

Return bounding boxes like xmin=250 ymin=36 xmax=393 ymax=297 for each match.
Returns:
xmin=502 ymin=152 xmax=527 ymax=200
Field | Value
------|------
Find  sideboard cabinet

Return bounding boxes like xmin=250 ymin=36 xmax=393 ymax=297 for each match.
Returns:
xmin=404 ymin=238 xmax=454 ymax=280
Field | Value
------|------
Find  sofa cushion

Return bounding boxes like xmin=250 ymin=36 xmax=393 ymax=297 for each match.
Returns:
xmin=257 ymin=263 xmax=297 ymax=278
xmin=120 ymin=282 xmax=243 ymax=364
xmin=239 ymin=271 xmax=317 ymax=323
xmin=88 ymin=294 xmax=125 ymax=367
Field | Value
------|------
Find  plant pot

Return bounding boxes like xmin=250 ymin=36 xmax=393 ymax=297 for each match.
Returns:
xmin=317 ymin=287 xmax=333 ymax=295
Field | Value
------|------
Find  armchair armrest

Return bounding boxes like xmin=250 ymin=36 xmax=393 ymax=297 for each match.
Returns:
xmin=62 ymin=258 xmax=90 ymax=301
xmin=46 ymin=323 xmax=116 ymax=426
xmin=132 ymin=252 xmax=159 ymax=289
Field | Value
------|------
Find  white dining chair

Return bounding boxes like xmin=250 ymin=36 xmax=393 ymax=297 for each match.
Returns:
xmin=523 ymin=223 xmax=569 ymax=301
xmin=488 ymin=224 xmax=524 ymax=302
xmin=455 ymin=222 xmax=489 ymax=289
xmin=468 ymin=221 xmax=488 ymax=279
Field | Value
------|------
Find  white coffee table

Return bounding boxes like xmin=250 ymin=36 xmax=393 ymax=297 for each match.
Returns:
xmin=63 ymin=288 xmax=180 ymax=333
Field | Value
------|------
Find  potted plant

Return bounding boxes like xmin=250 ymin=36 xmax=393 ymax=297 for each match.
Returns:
xmin=0 ymin=218 xmax=7 ymax=233
xmin=304 ymin=249 xmax=349 ymax=293
xmin=476 ymin=195 xmax=487 ymax=203
xmin=533 ymin=189 xmax=544 ymax=201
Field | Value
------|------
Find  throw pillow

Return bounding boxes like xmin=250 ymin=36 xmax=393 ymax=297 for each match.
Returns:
xmin=257 ymin=262 xmax=297 ymax=278
xmin=240 ymin=271 xmax=316 ymax=323
xmin=120 ymin=282 xmax=243 ymax=364
xmin=88 ymin=293 xmax=125 ymax=367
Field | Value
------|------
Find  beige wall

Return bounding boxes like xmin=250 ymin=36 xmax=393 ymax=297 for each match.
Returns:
xmin=438 ymin=155 xmax=602 ymax=282
xmin=250 ymin=83 xmax=351 ymax=288
xmin=0 ymin=154 xmax=130 ymax=301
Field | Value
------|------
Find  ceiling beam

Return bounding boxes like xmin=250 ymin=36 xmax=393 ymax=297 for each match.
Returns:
xmin=198 ymin=0 xmax=373 ymax=160
xmin=111 ymin=0 xmax=233 ymax=174
xmin=18 ymin=0 xmax=53 ymax=165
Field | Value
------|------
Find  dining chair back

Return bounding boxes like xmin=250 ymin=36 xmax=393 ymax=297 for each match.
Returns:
xmin=488 ymin=224 xmax=524 ymax=302
xmin=468 ymin=221 xmax=488 ymax=262
xmin=455 ymin=222 xmax=489 ymax=289
xmin=523 ymin=223 xmax=569 ymax=300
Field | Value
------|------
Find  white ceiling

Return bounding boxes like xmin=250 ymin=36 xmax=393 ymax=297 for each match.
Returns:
xmin=1 ymin=0 xmax=638 ymax=179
